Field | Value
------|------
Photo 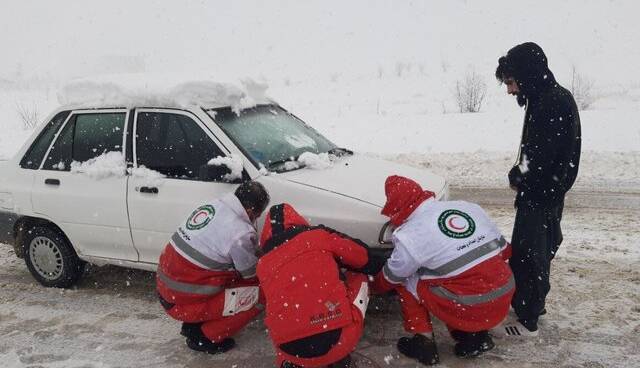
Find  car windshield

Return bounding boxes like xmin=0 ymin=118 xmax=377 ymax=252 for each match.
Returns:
xmin=207 ymin=105 xmax=338 ymax=171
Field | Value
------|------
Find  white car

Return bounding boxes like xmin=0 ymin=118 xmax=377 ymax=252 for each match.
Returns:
xmin=0 ymin=80 xmax=448 ymax=288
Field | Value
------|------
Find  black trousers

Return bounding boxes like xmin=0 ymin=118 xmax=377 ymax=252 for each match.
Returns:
xmin=509 ymin=201 xmax=564 ymax=329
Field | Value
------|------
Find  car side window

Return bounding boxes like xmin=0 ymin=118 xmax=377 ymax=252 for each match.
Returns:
xmin=135 ymin=112 xmax=226 ymax=180
xmin=20 ymin=111 xmax=70 ymax=169
xmin=73 ymin=113 xmax=125 ymax=163
xmin=42 ymin=112 xmax=126 ymax=171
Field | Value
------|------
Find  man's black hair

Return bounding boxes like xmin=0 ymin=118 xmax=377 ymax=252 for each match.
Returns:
xmin=234 ymin=181 xmax=270 ymax=215
xmin=495 ymin=55 xmax=515 ymax=84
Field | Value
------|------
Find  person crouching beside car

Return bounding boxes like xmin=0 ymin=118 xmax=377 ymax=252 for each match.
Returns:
xmin=372 ymin=175 xmax=514 ymax=365
xmin=257 ymin=203 xmax=385 ymax=368
xmin=156 ymin=181 xmax=270 ymax=354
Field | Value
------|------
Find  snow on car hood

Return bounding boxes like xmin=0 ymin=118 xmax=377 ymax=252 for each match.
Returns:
xmin=277 ymin=154 xmax=447 ymax=207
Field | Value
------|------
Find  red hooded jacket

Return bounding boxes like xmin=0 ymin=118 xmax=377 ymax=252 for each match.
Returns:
xmin=257 ymin=204 xmax=370 ymax=345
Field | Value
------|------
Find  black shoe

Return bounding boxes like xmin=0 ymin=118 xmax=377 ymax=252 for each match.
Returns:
xmin=186 ymin=336 xmax=235 ymax=354
xmin=539 ymin=308 xmax=547 ymax=316
xmin=397 ymin=334 xmax=440 ymax=366
xmin=180 ymin=322 xmax=204 ymax=338
xmin=281 ymin=362 xmax=304 ymax=368
xmin=449 ymin=329 xmax=466 ymax=342
xmin=328 ymin=354 xmax=354 ymax=368
xmin=453 ymin=331 xmax=495 ymax=358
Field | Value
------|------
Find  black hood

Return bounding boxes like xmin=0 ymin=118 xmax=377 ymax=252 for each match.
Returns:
xmin=497 ymin=42 xmax=556 ymax=102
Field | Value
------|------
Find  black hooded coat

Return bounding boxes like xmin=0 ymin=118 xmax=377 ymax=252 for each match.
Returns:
xmin=500 ymin=42 xmax=581 ymax=208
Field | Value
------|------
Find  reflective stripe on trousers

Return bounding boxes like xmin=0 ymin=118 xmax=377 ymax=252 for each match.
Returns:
xmin=157 ymin=268 xmax=223 ymax=296
xmin=429 ymin=275 xmax=515 ymax=306
xmin=418 ymin=236 xmax=508 ymax=277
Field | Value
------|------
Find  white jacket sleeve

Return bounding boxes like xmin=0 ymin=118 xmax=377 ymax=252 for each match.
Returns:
xmin=382 ymin=235 xmax=421 ymax=284
xmin=229 ymin=231 xmax=259 ymax=279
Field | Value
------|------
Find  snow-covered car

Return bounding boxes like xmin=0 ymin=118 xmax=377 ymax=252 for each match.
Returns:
xmin=0 ymin=79 xmax=448 ymax=288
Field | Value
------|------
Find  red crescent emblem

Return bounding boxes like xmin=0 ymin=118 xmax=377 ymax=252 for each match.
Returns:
xmin=193 ymin=211 xmax=208 ymax=224
xmin=448 ymin=216 xmax=466 ymax=231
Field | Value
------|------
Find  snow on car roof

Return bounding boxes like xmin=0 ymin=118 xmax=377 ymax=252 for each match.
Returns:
xmin=57 ymin=73 xmax=273 ymax=113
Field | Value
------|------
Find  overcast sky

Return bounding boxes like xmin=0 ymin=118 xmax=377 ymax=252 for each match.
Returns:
xmin=1 ymin=0 xmax=638 ymax=84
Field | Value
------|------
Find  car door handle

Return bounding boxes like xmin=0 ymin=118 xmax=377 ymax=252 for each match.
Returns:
xmin=139 ymin=186 xmax=159 ymax=194
xmin=44 ymin=178 xmax=60 ymax=186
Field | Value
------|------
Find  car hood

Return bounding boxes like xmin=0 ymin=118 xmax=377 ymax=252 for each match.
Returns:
xmin=276 ymin=154 xmax=446 ymax=207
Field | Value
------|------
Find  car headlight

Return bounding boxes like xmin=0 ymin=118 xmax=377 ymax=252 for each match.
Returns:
xmin=378 ymin=221 xmax=395 ymax=245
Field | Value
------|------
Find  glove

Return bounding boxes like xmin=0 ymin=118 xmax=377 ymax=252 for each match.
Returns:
xmin=508 ymin=165 xmax=523 ymax=189
xmin=357 ymin=248 xmax=392 ymax=275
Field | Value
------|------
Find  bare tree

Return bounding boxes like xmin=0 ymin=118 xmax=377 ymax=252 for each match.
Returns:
xmin=15 ymin=101 xmax=40 ymax=129
xmin=570 ymin=65 xmax=596 ymax=110
xmin=454 ymin=69 xmax=487 ymax=113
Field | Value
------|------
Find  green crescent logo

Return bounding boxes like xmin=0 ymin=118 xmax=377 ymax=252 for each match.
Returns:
xmin=186 ymin=205 xmax=216 ymax=230
xmin=438 ymin=209 xmax=476 ymax=238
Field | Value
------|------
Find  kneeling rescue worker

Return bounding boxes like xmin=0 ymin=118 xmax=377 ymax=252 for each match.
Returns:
xmin=373 ymin=175 xmax=514 ymax=365
xmin=156 ymin=181 xmax=270 ymax=354
xmin=257 ymin=203 xmax=385 ymax=368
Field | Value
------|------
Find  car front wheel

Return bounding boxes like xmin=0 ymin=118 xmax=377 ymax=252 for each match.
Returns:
xmin=23 ymin=226 xmax=85 ymax=288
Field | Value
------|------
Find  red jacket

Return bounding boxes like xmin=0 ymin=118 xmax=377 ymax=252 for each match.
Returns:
xmin=257 ymin=204 xmax=369 ymax=345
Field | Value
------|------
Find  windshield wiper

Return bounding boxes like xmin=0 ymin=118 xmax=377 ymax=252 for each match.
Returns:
xmin=267 ymin=157 xmax=300 ymax=171
xmin=327 ymin=147 xmax=353 ymax=156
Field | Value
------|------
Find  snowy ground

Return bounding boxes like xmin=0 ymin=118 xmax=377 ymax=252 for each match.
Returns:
xmin=1 ymin=198 xmax=638 ymax=368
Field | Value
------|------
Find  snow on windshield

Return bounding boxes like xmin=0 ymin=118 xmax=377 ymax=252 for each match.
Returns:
xmin=207 ymin=154 xmax=244 ymax=181
xmin=285 ymin=134 xmax=318 ymax=149
xmin=57 ymin=74 xmax=271 ymax=113
xmin=296 ymin=152 xmax=333 ymax=170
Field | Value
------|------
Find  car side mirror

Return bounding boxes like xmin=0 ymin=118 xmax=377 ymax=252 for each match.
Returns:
xmin=198 ymin=164 xmax=243 ymax=184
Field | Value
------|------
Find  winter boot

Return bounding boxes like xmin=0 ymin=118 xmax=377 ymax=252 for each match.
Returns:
xmin=397 ymin=334 xmax=440 ymax=366
xmin=453 ymin=330 xmax=495 ymax=358
xmin=328 ymin=354 xmax=355 ymax=368
xmin=186 ymin=335 xmax=235 ymax=355
xmin=180 ymin=322 xmax=204 ymax=338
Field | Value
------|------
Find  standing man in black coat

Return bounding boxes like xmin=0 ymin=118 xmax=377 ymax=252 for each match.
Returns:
xmin=494 ymin=42 xmax=581 ymax=336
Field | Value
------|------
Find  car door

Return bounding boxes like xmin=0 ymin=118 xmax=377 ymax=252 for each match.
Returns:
xmin=127 ymin=108 xmax=240 ymax=264
xmin=31 ymin=109 xmax=138 ymax=261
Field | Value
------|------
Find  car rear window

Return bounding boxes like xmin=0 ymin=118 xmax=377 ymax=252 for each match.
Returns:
xmin=42 ymin=112 xmax=126 ymax=171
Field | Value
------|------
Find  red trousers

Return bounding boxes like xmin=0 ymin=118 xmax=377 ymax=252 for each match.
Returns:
xmin=395 ymin=282 xmax=511 ymax=334
xmin=275 ymin=272 xmax=368 ymax=367
xmin=165 ymin=278 xmax=262 ymax=343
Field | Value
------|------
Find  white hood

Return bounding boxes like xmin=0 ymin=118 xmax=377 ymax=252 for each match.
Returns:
xmin=276 ymin=154 xmax=447 ymax=207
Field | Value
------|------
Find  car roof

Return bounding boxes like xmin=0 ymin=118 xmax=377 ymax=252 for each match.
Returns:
xmin=57 ymin=73 xmax=273 ymax=111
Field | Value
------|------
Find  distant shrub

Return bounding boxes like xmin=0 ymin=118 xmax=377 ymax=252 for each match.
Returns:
xmin=15 ymin=101 xmax=39 ymax=129
xmin=570 ymin=65 xmax=596 ymax=110
xmin=455 ymin=69 xmax=487 ymax=113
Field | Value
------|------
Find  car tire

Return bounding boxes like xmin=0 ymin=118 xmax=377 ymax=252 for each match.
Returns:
xmin=23 ymin=226 xmax=85 ymax=288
